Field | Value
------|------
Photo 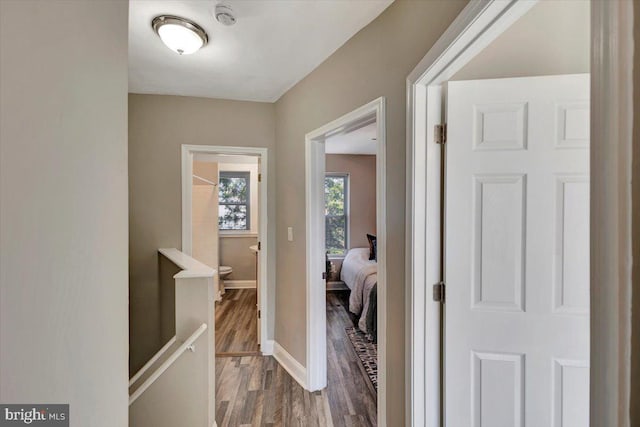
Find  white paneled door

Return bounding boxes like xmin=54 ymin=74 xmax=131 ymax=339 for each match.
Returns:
xmin=445 ymin=75 xmax=590 ymax=427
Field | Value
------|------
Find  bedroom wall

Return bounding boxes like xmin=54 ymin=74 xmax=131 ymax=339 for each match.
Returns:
xmin=326 ymin=154 xmax=377 ymax=251
xmin=451 ymin=0 xmax=589 ymax=81
xmin=128 ymin=94 xmax=276 ymax=373
xmin=274 ymin=0 xmax=468 ymax=423
xmin=0 ymin=0 xmax=129 ymax=425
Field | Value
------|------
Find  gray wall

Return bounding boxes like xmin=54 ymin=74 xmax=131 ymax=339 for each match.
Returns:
xmin=326 ymin=154 xmax=377 ymax=250
xmin=220 ymin=237 xmax=258 ymax=281
xmin=632 ymin=2 xmax=640 ymax=424
xmin=128 ymin=94 xmax=276 ymax=373
xmin=0 ymin=1 xmax=129 ymax=425
xmin=273 ymin=1 xmax=468 ymax=423
xmin=452 ymin=0 xmax=589 ymax=81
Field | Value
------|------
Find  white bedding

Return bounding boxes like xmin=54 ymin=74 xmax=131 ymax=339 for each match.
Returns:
xmin=340 ymin=248 xmax=373 ymax=290
xmin=340 ymin=247 xmax=377 ymax=332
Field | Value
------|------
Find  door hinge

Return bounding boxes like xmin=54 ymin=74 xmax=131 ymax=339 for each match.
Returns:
xmin=322 ymin=272 xmax=327 ymax=280
xmin=258 ymin=241 xmax=261 ymax=250
xmin=434 ymin=123 xmax=447 ymax=144
xmin=258 ymin=309 xmax=261 ymax=319
xmin=433 ymin=282 xmax=445 ymax=303
xmin=258 ymin=173 xmax=262 ymax=182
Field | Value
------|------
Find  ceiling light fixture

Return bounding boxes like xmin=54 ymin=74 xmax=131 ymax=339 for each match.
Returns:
xmin=152 ymin=15 xmax=208 ymax=55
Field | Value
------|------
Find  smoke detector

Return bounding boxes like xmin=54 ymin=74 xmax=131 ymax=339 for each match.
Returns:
xmin=214 ymin=4 xmax=236 ymax=26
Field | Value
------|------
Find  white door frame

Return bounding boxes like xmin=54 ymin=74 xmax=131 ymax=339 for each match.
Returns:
xmin=305 ymin=97 xmax=387 ymax=421
xmin=181 ymin=144 xmax=271 ymax=354
xmin=405 ymin=1 xmax=634 ymax=426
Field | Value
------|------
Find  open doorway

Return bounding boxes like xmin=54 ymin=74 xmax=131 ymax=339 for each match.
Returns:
xmin=192 ymin=153 xmax=261 ymax=356
xmin=407 ymin=1 xmax=592 ymax=426
xmin=181 ymin=145 xmax=269 ymax=356
xmin=325 ymin=117 xmax=379 ymax=421
xmin=305 ymin=97 xmax=386 ymax=424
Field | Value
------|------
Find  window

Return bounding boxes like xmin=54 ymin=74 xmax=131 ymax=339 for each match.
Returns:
xmin=218 ymin=171 xmax=250 ymax=230
xmin=325 ymin=174 xmax=348 ymax=255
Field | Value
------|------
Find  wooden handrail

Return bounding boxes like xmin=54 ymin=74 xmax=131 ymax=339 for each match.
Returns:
xmin=129 ymin=323 xmax=208 ymax=406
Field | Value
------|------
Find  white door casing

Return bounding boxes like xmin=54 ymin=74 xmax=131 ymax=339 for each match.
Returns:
xmin=445 ymin=75 xmax=590 ymax=427
xmin=257 ymin=157 xmax=262 ymax=346
xmin=181 ymin=145 xmax=271 ymax=354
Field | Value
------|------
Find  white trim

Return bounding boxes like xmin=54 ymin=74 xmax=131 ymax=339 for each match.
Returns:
xmin=219 ymin=232 xmax=259 ymax=238
xmin=181 ymin=144 xmax=270 ymax=354
xmin=305 ymin=97 xmax=387 ymax=424
xmin=159 ymin=247 xmax=216 ymax=279
xmin=262 ymin=339 xmax=275 ymax=356
xmin=405 ymin=1 xmax=633 ymax=426
xmin=223 ymin=280 xmax=256 ymax=289
xmin=273 ymin=341 xmax=307 ymax=389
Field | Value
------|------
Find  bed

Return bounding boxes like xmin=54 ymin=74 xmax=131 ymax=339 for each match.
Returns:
xmin=340 ymin=247 xmax=377 ymax=336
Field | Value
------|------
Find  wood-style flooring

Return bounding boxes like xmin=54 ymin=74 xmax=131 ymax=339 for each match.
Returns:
xmin=324 ymin=290 xmax=377 ymax=426
xmin=216 ymin=289 xmax=259 ymax=355
xmin=215 ymin=290 xmax=377 ymax=427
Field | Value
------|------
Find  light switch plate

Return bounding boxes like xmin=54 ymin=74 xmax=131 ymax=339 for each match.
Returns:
xmin=287 ymin=227 xmax=293 ymax=241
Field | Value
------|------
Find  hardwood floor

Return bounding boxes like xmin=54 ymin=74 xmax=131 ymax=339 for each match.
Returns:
xmin=216 ymin=289 xmax=259 ymax=355
xmin=216 ymin=356 xmax=332 ymax=427
xmin=215 ymin=290 xmax=377 ymax=426
xmin=325 ymin=291 xmax=377 ymax=426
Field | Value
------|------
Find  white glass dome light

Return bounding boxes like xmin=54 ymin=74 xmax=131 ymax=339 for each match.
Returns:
xmin=152 ymin=16 xmax=208 ymax=55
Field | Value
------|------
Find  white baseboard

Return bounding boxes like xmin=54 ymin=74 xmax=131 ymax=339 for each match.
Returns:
xmin=261 ymin=339 xmax=275 ymax=355
xmin=223 ymin=280 xmax=256 ymax=289
xmin=273 ymin=342 xmax=307 ymax=390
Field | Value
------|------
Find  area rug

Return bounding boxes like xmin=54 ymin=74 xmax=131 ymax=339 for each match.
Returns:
xmin=345 ymin=326 xmax=378 ymax=392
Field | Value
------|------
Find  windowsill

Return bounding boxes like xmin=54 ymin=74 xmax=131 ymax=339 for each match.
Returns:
xmin=327 ymin=254 xmax=346 ymax=260
xmin=219 ymin=231 xmax=258 ymax=238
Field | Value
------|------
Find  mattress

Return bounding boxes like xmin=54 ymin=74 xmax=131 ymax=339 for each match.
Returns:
xmin=340 ymin=247 xmax=375 ymax=290
xmin=340 ymin=247 xmax=377 ymax=334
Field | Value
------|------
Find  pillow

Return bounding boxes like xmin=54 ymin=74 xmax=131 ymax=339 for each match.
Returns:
xmin=366 ymin=234 xmax=377 ymax=261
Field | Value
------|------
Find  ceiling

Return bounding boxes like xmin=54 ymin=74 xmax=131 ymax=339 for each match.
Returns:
xmin=325 ymin=121 xmax=377 ymax=155
xmin=129 ymin=0 xmax=393 ymax=102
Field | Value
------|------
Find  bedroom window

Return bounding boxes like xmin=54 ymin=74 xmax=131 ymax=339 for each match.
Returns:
xmin=325 ymin=173 xmax=348 ymax=256
xmin=218 ymin=171 xmax=250 ymax=230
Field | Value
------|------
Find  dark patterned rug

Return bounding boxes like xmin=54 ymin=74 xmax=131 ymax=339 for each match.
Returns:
xmin=345 ymin=326 xmax=378 ymax=392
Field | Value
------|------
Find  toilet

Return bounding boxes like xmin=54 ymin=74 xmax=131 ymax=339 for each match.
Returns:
xmin=219 ymin=265 xmax=233 ymax=295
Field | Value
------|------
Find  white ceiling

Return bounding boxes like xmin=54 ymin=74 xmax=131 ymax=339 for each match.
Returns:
xmin=129 ymin=0 xmax=393 ymax=102
xmin=325 ymin=121 xmax=377 ymax=155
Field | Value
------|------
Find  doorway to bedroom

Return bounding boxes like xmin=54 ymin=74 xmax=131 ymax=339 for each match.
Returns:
xmin=305 ymin=98 xmax=386 ymax=425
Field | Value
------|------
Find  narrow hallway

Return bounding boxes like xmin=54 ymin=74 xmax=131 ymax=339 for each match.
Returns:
xmin=215 ymin=291 xmax=377 ymax=426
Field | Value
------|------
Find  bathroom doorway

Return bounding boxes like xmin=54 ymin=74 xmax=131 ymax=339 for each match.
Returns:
xmin=181 ymin=145 xmax=270 ymax=356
